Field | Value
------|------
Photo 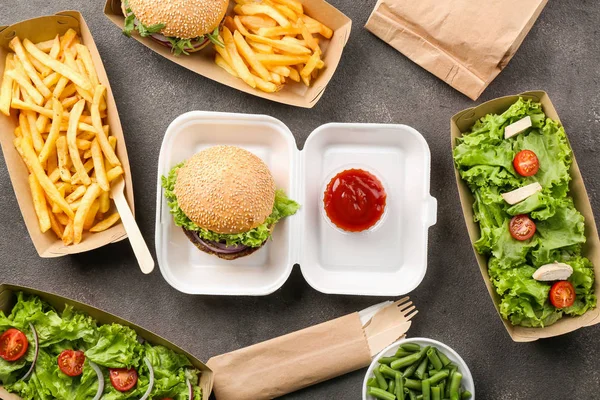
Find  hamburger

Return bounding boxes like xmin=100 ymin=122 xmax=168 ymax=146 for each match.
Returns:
xmin=121 ymin=0 xmax=227 ymax=55
xmin=161 ymin=146 xmax=300 ymax=259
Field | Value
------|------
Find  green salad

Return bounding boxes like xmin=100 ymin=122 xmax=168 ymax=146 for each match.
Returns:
xmin=453 ymin=98 xmax=596 ymax=327
xmin=0 ymin=293 xmax=202 ymax=399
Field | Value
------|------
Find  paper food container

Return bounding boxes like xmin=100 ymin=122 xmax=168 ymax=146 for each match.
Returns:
xmin=0 ymin=11 xmax=134 ymax=257
xmin=156 ymin=112 xmax=437 ymax=296
xmin=0 ymin=283 xmax=213 ymax=399
xmin=451 ymin=90 xmax=600 ymax=341
xmin=103 ymin=0 xmax=351 ymax=108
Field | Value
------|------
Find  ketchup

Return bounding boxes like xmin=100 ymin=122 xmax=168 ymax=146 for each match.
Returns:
xmin=323 ymin=169 xmax=387 ymax=232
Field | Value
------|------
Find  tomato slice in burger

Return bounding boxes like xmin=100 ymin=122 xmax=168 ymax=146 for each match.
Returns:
xmin=0 ymin=328 xmax=28 ymax=362
xmin=58 ymin=350 xmax=85 ymax=377
xmin=509 ymin=214 xmax=536 ymax=241
xmin=513 ymin=150 xmax=539 ymax=177
xmin=109 ymin=368 xmax=138 ymax=392
xmin=550 ymin=281 xmax=576 ymax=308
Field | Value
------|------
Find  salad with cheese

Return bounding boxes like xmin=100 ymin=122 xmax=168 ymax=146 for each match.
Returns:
xmin=0 ymin=293 xmax=202 ymax=399
xmin=453 ymin=98 xmax=596 ymax=327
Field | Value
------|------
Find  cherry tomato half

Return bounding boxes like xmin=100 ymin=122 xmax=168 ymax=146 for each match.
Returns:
xmin=513 ymin=150 xmax=539 ymax=177
xmin=0 ymin=328 xmax=28 ymax=362
xmin=58 ymin=350 xmax=85 ymax=377
xmin=509 ymin=215 xmax=536 ymax=241
xmin=550 ymin=281 xmax=576 ymax=308
xmin=109 ymin=368 xmax=138 ymax=392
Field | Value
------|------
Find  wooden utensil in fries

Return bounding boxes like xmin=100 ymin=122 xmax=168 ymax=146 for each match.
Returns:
xmin=110 ymin=176 xmax=154 ymax=274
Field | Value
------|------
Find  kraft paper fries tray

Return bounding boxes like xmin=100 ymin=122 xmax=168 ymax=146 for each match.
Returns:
xmin=0 ymin=11 xmax=134 ymax=257
xmin=0 ymin=284 xmax=213 ymax=399
xmin=451 ymin=90 xmax=600 ymax=341
xmin=103 ymin=0 xmax=351 ymax=108
xmin=156 ymin=112 xmax=437 ymax=296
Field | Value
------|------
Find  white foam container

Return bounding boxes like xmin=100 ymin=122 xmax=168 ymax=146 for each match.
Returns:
xmin=155 ymin=112 xmax=437 ymax=296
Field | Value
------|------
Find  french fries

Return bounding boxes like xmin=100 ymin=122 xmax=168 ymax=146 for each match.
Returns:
xmin=214 ymin=0 xmax=332 ymax=92
xmin=0 ymin=30 xmax=122 ymax=245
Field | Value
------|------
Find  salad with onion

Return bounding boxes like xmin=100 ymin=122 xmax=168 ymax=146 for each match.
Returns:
xmin=0 ymin=293 xmax=202 ymax=399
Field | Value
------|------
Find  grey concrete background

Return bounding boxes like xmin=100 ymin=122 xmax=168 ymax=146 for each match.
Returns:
xmin=1 ymin=0 xmax=599 ymax=398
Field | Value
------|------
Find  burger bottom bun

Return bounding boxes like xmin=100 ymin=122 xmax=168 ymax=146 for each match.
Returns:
xmin=182 ymin=228 xmax=266 ymax=260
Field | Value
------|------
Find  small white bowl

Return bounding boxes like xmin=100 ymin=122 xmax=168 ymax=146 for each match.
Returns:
xmin=362 ymin=338 xmax=475 ymax=400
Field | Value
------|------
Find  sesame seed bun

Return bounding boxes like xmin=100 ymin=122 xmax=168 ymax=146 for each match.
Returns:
xmin=126 ymin=0 xmax=228 ymax=39
xmin=174 ymin=146 xmax=276 ymax=234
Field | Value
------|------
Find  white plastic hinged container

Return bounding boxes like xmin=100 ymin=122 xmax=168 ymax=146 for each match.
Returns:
xmin=156 ymin=112 xmax=437 ymax=296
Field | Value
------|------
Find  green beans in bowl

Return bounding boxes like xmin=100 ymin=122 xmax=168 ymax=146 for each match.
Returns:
xmin=362 ymin=338 xmax=474 ymax=400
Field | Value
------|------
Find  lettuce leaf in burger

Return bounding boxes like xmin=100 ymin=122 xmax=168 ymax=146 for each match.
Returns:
xmin=161 ymin=145 xmax=300 ymax=260
xmin=121 ymin=0 xmax=227 ymax=55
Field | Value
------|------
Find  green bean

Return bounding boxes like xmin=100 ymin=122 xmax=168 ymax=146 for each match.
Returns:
xmin=437 ymin=381 xmax=445 ymax=397
xmin=367 ymin=377 xmax=379 ymax=388
xmin=388 ymin=379 xmax=396 ymax=394
xmin=368 ymin=386 xmax=396 ymax=400
xmin=403 ymin=361 xmax=419 ymax=378
xmin=374 ymin=367 xmax=388 ymax=391
xmin=400 ymin=343 xmax=421 ymax=352
xmin=445 ymin=370 xmax=454 ymax=398
xmin=395 ymin=348 xmax=414 ymax=358
xmin=379 ymin=356 xmax=400 ymax=365
xmin=404 ymin=379 xmax=423 ymax=391
xmin=461 ymin=390 xmax=472 ymax=399
xmin=422 ymin=372 xmax=428 ymax=380
xmin=436 ymin=349 xmax=452 ymax=367
xmin=381 ymin=364 xmax=401 ymax=379
xmin=422 ymin=379 xmax=431 ymax=400
xmin=428 ymin=370 xmax=449 ymax=385
xmin=431 ymin=386 xmax=441 ymax=400
xmin=416 ymin=396 xmax=423 ymax=400
xmin=395 ymin=372 xmax=404 ymax=400
xmin=449 ymin=372 xmax=462 ymax=400
xmin=391 ymin=352 xmax=423 ymax=370
xmin=427 ymin=348 xmax=443 ymax=371
xmin=406 ymin=388 xmax=417 ymax=400
xmin=414 ymin=357 xmax=429 ymax=380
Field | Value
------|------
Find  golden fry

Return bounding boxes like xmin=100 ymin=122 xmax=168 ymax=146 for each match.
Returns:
xmin=272 ymin=0 xmax=303 ymax=14
xmin=254 ymin=53 xmax=310 ymax=65
xmin=62 ymin=219 xmax=74 ymax=245
xmin=65 ymin=185 xmax=86 ymax=204
xmin=233 ymin=30 xmax=271 ymax=81
xmin=301 ymin=49 xmax=321 ymax=79
xmin=223 ymin=27 xmax=256 ymax=88
xmin=91 ymin=138 xmax=109 ymax=191
xmin=38 ymin=98 xmax=63 ymax=163
xmin=240 ymin=4 xmax=290 ymax=27
xmin=48 ymin=210 xmax=64 ymax=239
xmin=99 ymin=190 xmax=110 ymax=213
xmin=73 ymin=183 xmax=102 ymax=244
xmin=56 ymin=135 xmax=72 ymax=182
xmin=0 ymin=54 xmax=14 ymax=116
xmin=49 ymin=35 xmax=61 ymax=60
xmin=6 ymin=69 xmax=44 ymax=105
xmin=75 ymin=44 xmax=100 ymax=88
xmin=28 ymin=173 xmax=51 ymax=233
xmin=23 ymin=38 xmax=92 ymax=92
xmin=55 ymin=212 xmax=69 ymax=226
xmin=246 ymin=33 xmax=311 ymax=54
xmin=256 ymin=26 xmax=301 ymax=37
xmin=20 ymin=136 xmax=74 ymax=218
xmin=267 ymin=65 xmax=291 ymax=77
xmin=247 ymin=40 xmax=273 ymax=54
xmin=91 ymin=85 xmax=120 ymax=167
xmin=215 ymin=53 xmax=239 ymax=77
xmin=90 ymin=212 xmax=120 ymax=232
xmin=106 ymin=165 xmax=124 ymax=182
xmin=67 ymin=99 xmax=91 ymax=185
xmin=35 ymin=39 xmax=55 ymax=53
xmin=83 ymin=200 xmax=100 ymax=230
xmin=300 ymin=15 xmax=333 ymax=38
xmin=9 ymin=37 xmax=52 ymax=98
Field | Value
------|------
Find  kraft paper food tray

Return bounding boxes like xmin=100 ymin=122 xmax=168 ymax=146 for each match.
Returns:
xmin=0 ymin=11 xmax=135 ymax=257
xmin=451 ymin=90 xmax=600 ymax=342
xmin=0 ymin=284 xmax=213 ymax=399
xmin=103 ymin=0 xmax=351 ymax=108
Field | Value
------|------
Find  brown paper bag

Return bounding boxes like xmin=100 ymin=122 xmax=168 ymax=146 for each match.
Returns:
xmin=207 ymin=313 xmax=371 ymax=400
xmin=365 ymin=0 xmax=547 ymax=100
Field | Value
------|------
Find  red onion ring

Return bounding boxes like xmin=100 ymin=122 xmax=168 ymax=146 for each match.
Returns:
xmin=20 ymin=323 xmax=38 ymax=381
xmin=187 ymin=378 xmax=193 ymax=399
xmin=196 ymin=236 xmax=249 ymax=254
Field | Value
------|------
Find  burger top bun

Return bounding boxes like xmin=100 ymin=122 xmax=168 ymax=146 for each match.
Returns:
xmin=174 ymin=145 xmax=276 ymax=234
xmin=126 ymin=0 xmax=228 ymax=39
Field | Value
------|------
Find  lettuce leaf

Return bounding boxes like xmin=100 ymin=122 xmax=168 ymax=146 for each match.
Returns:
xmin=454 ymin=98 xmax=596 ymax=327
xmin=84 ymin=324 xmax=143 ymax=369
xmin=161 ymin=163 xmax=300 ymax=247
